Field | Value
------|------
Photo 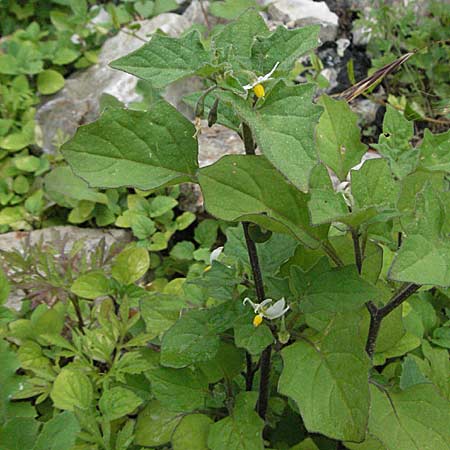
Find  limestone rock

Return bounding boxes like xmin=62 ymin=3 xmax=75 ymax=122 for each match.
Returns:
xmin=268 ymin=0 xmax=339 ymax=42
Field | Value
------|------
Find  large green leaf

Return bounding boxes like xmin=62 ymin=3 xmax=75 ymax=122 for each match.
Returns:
xmin=140 ymin=294 xmax=187 ymax=339
xmin=316 ymin=95 xmax=367 ymax=181
xmin=44 ymin=166 xmax=108 ymax=208
xmin=62 ymin=101 xmax=198 ymax=190
xmin=147 ymin=367 xmax=208 ymax=412
xmin=34 ymin=411 xmax=80 ymax=450
xmin=279 ymin=313 xmax=370 ymax=441
xmin=110 ymin=31 xmax=211 ymax=88
xmin=217 ymin=82 xmax=322 ymax=192
xmin=134 ymin=400 xmax=181 ymax=447
xmin=251 ymin=24 xmax=320 ymax=74
xmin=224 ymin=226 xmax=298 ymax=276
xmin=389 ymin=184 xmax=450 ymax=286
xmin=212 ymin=8 xmax=268 ymax=67
xmin=99 ymin=387 xmax=143 ymax=421
xmin=290 ymin=260 xmax=380 ymax=313
xmin=417 ymin=128 xmax=450 ymax=172
xmin=198 ymin=155 xmax=327 ymax=249
xmin=207 ymin=392 xmax=264 ymax=450
xmin=351 ymin=158 xmax=400 ymax=209
xmin=366 ymin=384 xmax=450 ymax=450
xmin=160 ymin=309 xmax=220 ymax=368
xmin=372 ymin=106 xmax=418 ymax=179
xmin=111 ymin=247 xmax=150 ymax=285
xmin=50 ymin=368 xmax=93 ymax=411
xmin=0 ymin=418 xmax=39 ymax=450
xmin=172 ymin=414 xmax=213 ymax=450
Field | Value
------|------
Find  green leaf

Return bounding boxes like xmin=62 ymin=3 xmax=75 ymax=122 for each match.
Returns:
xmin=389 ymin=184 xmax=450 ymax=286
xmin=50 ymin=368 xmax=93 ymax=411
xmin=44 ymin=166 xmax=108 ymax=207
xmin=279 ymin=313 xmax=370 ymax=441
xmin=198 ymin=155 xmax=327 ymax=249
xmin=0 ymin=121 xmax=35 ymax=151
xmin=110 ymin=31 xmax=211 ymax=88
xmin=234 ymin=321 xmax=273 ymax=355
xmin=217 ymin=82 xmax=322 ymax=192
xmin=420 ymin=341 xmax=450 ymax=400
xmin=0 ymin=418 xmax=39 ymax=450
xmin=251 ymin=25 xmax=320 ymax=74
xmin=212 ymin=9 xmax=268 ymax=68
xmin=208 ymin=392 xmax=264 ymax=450
xmin=290 ymin=261 xmax=379 ymax=313
xmin=149 ymin=195 xmax=178 ymax=217
xmin=0 ymin=268 xmax=10 ymax=305
xmin=399 ymin=355 xmax=429 ymax=390
xmin=172 ymin=414 xmax=213 ymax=450
xmin=147 ymin=367 xmax=208 ymax=412
xmin=34 ymin=411 xmax=80 ymax=450
xmin=198 ymin=342 xmax=245 ymax=382
xmin=62 ymin=102 xmax=198 ymax=191
xmin=140 ymin=294 xmax=187 ymax=339
xmin=170 ymin=241 xmax=195 ymax=260
xmin=210 ymin=0 xmax=259 ymax=19
xmin=366 ymin=384 xmax=450 ymax=450
xmin=37 ymin=69 xmax=65 ymax=95
xmin=112 ymin=247 xmax=150 ymax=285
xmin=130 ymin=215 xmax=156 ymax=239
xmin=14 ymin=155 xmax=41 ymax=172
xmin=160 ymin=309 xmax=220 ymax=368
xmin=372 ymin=106 xmax=418 ymax=179
xmin=176 ymin=211 xmax=196 ymax=230
xmin=351 ymin=158 xmax=400 ymax=209
xmin=99 ymin=387 xmax=143 ymax=420
xmin=316 ymin=95 xmax=367 ymax=181
xmin=134 ymin=400 xmax=181 ymax=447
xmin=417 ymin=128 xmax=450 ymax=172
xmin=71 ymin=271 xmax=111 ymax=299
xmin=224 ymin=226 xmax=298 ymax=276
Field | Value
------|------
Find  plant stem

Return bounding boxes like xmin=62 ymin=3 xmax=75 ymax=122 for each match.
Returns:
xmin=242 ymin=122 xmax=256 ymax=155
xmin=69 ymin=294 xmax=85 ymax=334
xmin=365 ymin=283 xmax=420 ymax=358
xmin=245 ymin=353 xmax=254 ymax=391
xmin=322 ymin=241 xmax=345 ymax=267
xmin=241 ymin=122 xmax=271 ymax=420
xmin=351 ymin=228 xmax=362 ymax=274
xmin=199 ymin=0 xmax=211 ymax=31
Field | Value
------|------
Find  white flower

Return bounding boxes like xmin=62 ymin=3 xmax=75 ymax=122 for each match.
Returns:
xmin=204 ymin=246 xmax=224 ymax=272
xmin=209 ymin=246 xmax=223 ymax=265
xmin=243 ymin=297 xmax=290 ymax=326
xmin=242 ymin=62 xmax=280 ymax=91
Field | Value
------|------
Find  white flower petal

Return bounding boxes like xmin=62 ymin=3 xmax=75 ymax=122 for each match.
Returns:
xmin=264 ymin=298 xmax=290 ymax=319
xmin=209 ymin=246 xmax=223 ymax=265
xmin=242 ymin=62 xmax=280 ymax=91
xmin=243 ymin=297 xmax=259 ymax=312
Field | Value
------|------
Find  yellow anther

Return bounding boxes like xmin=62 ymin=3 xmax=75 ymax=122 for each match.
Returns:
xmin=204 ymin=265 xmax=212 ymax=272
xmin=253 ymin=314 xmax=263 ymax=327
xmin=253 ymin=83 xmax=265 ymax=98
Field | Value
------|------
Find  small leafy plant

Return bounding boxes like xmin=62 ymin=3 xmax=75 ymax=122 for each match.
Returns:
xmin=2 ymin=8 xmax=450 ymax=450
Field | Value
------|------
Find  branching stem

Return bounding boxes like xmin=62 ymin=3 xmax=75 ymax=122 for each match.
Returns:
xmin=365 ymin=283 xmax=420 ymax=358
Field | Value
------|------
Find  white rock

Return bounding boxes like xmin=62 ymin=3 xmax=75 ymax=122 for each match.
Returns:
xmin=268 ymin=0 xmax=339 ymax=42
xmin=36 ymin=14 xmax=192 ymax=154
